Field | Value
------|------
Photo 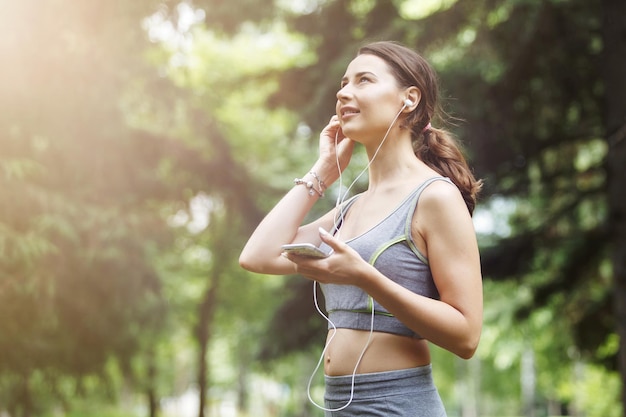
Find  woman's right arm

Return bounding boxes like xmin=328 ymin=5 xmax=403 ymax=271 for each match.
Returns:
xmin=238 ymin=172 xmax=335 ymax=275
xmin=239 ymin=116 xmax=353 ymax=275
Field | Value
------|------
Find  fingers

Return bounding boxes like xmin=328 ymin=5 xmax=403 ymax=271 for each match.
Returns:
xmin=322 ymin=116 xmax=342 ymax=138
xmin=287 ymin=256 xmax=327 ymax=282
xmin=318 ymin=227 xmax=345 ymax=254
xmin=318 ymin=226 xmax=332 ymax=241
xmin=336 ymin=135 xmax=355 ymax=155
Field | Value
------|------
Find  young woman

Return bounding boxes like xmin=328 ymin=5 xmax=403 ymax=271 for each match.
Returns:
xmin=239 ymin=41 xmax=483 ymax=416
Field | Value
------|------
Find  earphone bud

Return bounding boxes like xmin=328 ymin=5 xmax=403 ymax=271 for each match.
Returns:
xmin=404 ymin=99 xmax=414 ymax=107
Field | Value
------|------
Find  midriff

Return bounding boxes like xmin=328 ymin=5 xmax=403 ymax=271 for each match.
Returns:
xmin=323 ymin=328 xmax=431 ymax=376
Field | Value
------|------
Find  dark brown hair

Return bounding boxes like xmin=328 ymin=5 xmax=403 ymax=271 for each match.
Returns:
xmin=358 ymin=41 xmax=482 ymax=214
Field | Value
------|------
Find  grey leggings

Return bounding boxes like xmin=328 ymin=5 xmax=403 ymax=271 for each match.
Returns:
xmin=323 ymin=365 xmax=447 ymax=417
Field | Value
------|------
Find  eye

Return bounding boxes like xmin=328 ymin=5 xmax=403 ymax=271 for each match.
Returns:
xmin=339 ymin=75 xmax=373 ymax=90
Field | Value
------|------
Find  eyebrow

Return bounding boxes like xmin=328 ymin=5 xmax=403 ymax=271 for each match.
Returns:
xmin=341 ymin=71 xmax=377 ymax=84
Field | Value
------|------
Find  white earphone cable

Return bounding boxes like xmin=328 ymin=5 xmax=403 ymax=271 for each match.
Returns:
xmin=307 ymin=282 xmax=375 ymax=412
xmin=306 ymin=101 xmax=409 ymax=411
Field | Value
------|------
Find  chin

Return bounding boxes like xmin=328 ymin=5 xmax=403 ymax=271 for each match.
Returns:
xmin=340 ymin=125 xmax=363 ymax=141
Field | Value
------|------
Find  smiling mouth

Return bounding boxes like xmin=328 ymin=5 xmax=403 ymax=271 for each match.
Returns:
xmin=341 ymin=109 xmax=360 ymax=118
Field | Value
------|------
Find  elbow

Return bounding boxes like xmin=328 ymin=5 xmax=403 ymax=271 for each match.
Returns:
xmin=455 ymin=334 xmax=481 ymax=360
xmin=456 ymin=345 xmax=478 ymax=360
xmin=451 ymin=315 xmax=482 ymax=359
xmin=238 ymin=247 xmax=257 ymax=272
xmin=238 ymin=256 xmax=250 ymax=271
xmin=238 ymin=252 xmax=257 ymax=273
xmin=239 ymin=250 xmax=274 ymax=274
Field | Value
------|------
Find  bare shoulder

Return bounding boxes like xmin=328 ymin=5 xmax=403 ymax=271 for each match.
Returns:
xmin=420 ymin=179 xmax=466 ymax=211
xmin=414 ymin=179 xmax=472 ymax=233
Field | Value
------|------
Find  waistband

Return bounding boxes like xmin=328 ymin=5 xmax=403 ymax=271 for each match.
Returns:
xmin=324 ymin=365 xmax=435 ymax=401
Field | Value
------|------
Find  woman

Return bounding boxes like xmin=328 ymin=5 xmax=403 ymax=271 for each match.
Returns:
xmin=239 ymin=41 xmax=483 ymax=416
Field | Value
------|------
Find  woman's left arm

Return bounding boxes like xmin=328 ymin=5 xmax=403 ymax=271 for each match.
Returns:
xmin=400 ymin=181 xmax=483 ymax=358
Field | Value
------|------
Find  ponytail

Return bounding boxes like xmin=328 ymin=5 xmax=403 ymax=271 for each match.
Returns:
xmin=412 ymin=127 xmax=483 ymax=215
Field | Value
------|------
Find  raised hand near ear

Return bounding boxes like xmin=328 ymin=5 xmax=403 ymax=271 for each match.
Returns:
xmin=318 ymin=116 xmax=355 ymax=183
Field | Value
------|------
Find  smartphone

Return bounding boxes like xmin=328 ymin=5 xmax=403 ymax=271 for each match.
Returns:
xmin=281 ymin=243 xmax=331 ymax=258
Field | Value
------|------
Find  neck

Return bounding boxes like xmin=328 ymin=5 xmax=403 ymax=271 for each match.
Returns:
xmin=364 ymin=130 xmax=418 ymax=188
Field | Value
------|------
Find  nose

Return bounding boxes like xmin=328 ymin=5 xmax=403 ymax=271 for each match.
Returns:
xmin=336 ymin=84 xmax=351 ymax=102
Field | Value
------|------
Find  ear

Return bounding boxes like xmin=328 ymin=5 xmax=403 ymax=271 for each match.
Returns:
xmin=403 ymin=87 xmax=421 ymax=112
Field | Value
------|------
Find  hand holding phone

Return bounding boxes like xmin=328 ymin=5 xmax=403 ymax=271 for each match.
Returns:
xmin=281 ymin=243 xmax=331 ymax=258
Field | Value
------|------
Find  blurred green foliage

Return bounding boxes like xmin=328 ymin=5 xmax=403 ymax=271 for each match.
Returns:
xmin=0 ymin=0 xmax=624 ymax=416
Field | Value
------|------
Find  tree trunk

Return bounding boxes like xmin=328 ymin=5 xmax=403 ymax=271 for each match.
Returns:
xmin=520 ymin=347 xmax=535 ymax=417
xmin=197 ymin=273 xmax=221 ymax=417
xmin=197 ymin=285 xmax=217 ymax=417
xmin=20 ymin=373 xmax=33 ymax=417
xmin=236 ymin=358 xmax=249 ymax=415
xmin=603 ymin=0 xmax=626 ymax=413
xmin=147 ymin=350 xmax=159 ymax=417
xmin=198 ymin=325 xmax=208 ymax=417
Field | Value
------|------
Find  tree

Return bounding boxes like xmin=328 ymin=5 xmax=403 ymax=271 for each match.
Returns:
xmin=203 ymin=0 xmax=624 ymax=413
xmin=603 ymin=0 xmax=626 ymax=408
xmin=0 ymin=0 xmax=309 ymax=414
xmin=137 ymin=13 xmax=318 ymax=415
xmin=0 ymin=1 xmax=228 ymax=414
xmin=3 ymin=0 xmax=623 ymax=414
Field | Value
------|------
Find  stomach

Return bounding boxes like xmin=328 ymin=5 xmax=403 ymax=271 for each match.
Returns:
xmin=323 ymin=329 xmax=431 ymax=376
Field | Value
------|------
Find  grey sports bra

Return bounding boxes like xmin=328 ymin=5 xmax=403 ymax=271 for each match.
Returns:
xmin=320 ymin=177 xmax=452 ymax=339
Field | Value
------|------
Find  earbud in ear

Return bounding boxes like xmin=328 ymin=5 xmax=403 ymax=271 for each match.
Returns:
xmin=404 ymin=99 xmax=414 ymax=107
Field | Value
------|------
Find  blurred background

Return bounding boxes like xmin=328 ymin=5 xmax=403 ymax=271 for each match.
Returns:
xmin=1 ymin=0 xmax=624 ymax=416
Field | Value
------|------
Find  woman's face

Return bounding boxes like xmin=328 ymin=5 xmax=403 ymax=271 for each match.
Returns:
xmin=336 ymin=53 xmax=406 ymax=143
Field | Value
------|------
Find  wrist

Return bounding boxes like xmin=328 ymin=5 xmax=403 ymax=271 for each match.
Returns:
xmin=357 ymin=263 xmax=385 ymax=292
xmin=309 ymin=162 xmax=338 ymax=186
xmin=294 ymin=174 xmax=325 ymax=198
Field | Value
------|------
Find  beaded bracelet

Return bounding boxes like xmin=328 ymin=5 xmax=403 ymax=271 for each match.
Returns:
xmin=294 ymin=171 xmax=325 ymax=197
xmin=308 ymin=171 xmax=327 ymax=192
